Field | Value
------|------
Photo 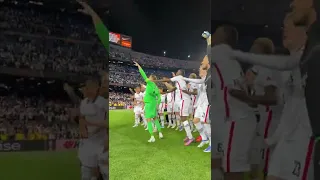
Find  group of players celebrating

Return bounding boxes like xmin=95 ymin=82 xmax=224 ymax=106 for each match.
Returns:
xmin=131 ymin=59 xmax=212 ymax=152
xmin=132 ymin=4 xmax=315 ymax=180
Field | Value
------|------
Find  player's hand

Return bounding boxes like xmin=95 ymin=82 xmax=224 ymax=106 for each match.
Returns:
xmin=187 ymin=83 xmax=191 ymax=89
xmin=77 ymin=0 xmax=94 ymax=15
xmin=133 ymin=61 xmax=141 ymax=68
xmin=202 ymin=31 xmax=211 ymax=39
xmin=171 ymin=72 xmax=176 ymax=77
xmin=79 ymin=125 xmax=88 ymax=138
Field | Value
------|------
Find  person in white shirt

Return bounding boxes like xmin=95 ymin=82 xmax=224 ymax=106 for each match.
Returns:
xmin=235 ymin=38 xmax=284 ymax=180
xmin=205 ymin=25 xmax=257 ymax=180
xmin=78 ymin=79 xmax=108 ymax=180
xmin=158 ymin=88 xmax=166 ymax=128
xmin=166 ymin=90 xmax=175 ymax=128
xmin=133 ymin=86 xmax=144 ymax=128
xmin=182 ymin=62 xmax=211 ymax=152
xmin=186 ymin=73 xmax=199 ymax=132
xmin=154 ymin=69 xmax=195 ymax=146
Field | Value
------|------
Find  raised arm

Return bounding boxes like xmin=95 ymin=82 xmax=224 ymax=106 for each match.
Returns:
xmin=134 ymin=62 xmax=150 ymax=83
xmin=182 ymin=77 xmax=205 ymax=84
xmin=78 ymin=1 xmax=109 ymax=52
xmin=232 ymin=49 xmax=299 ymax=71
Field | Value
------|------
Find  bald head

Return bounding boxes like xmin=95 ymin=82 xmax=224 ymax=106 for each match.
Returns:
xmin=251 ymin=38 xmax=274 ymax=54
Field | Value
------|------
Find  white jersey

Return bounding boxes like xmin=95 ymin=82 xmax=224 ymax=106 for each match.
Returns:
xmin=166 ymin=92 xmax=174 ymax=103
xmin=212 ymin=44 xmax=253 ymax=119
xmin=134 ymin=92 xmax=144 ymax=107
xmin=188 ymin=82 xmax=198 ymax=106
xmin=159 ymin=94 xmax=166 ymax=103
xmin=252 ymin=65 xmax=284 ymax=119
xmin=182 ymin=77 xmax=208 ymax=107
xmin=170 ymin=75 xmax=191 ymax=102
xmin=80 ymin=96 xmax=108 ymax=145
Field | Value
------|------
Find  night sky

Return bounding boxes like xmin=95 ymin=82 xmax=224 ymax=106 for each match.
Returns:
xmin=106 ymin=0 xmax=210 ymax=61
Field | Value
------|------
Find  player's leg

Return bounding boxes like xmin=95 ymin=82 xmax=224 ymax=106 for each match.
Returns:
xmin=193 ymin=105 xmax=209 ymax=148
xmin=223 ymin=115 xmax=257 ymax=180
xmin=210 ymin=111 xmax=226 ymax=180
xmin=249 ymin=117 xmax=265 ymax=180
xmin=153 ymin=105 xmax=163 ymax=139
xmin=78 ymin=141 xmax=99 ymax=180
xmin=174 ymin=101 xmax=181 ymax=130
xmin=188 ymin=105 xmax=194 ymax=131
xmin=133 ymin=113 xmax=140 ymax=127
xmin=158 ymin=104 xmax=165 ymax=128
xmin=181 ymin=100 xmax=194 ymax=145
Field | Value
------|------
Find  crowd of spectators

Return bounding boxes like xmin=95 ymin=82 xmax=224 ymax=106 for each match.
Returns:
xmin=1 ymin=6 xmax=199 ymax=73
xmin=0 ymin=95 xmax=79 ymax=141
xmin=109 ymin=92 xmax=132 ymax=107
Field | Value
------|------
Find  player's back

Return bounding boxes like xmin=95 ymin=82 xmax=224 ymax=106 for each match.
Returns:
xmin=80 ymin=96 xmax=107 ymax=145
xmin=212 ymin=44 xmax=252 ymax=119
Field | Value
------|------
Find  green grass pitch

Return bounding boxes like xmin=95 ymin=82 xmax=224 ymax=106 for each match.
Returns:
xmin=109 ymin=109 xmax=210 ymax=180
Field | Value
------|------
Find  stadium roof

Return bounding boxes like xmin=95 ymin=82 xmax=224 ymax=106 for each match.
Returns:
xmin=211 ymin=0 xmax=291 ymax=27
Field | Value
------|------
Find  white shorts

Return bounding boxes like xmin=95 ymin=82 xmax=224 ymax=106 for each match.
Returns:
xmin=78 ymin=140 xmax=104 ymax=167
xmin=133 ymin=106 xmax=143 ymax=114
xmin=268 ymin=133 xmax=314 ymax=180
xmin=194 ymin=105 xmax=210 ymax=123
xmin=175 ymin=100 xmax=191 ymax=117
xmin=166 ymin=101 xmax=174 ymax=113
xmin=210 ymin=108 xmax=227 ymax=159
xmin=249 ymin=109 xmax=279 ymax=168
xmin=158 ymin=103 xmax=165 ymax=114
xmin=268 ymin=99 xmax=314 ymax=180
xmin=222 ymin=114 xmax=257 ymax=173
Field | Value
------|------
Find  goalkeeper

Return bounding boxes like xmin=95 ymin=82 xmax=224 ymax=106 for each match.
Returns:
xmin=134 ymin=61 xmax=164 ymax=143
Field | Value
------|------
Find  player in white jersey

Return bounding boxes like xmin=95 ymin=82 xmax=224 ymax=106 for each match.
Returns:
xmin=158 ymin=88 xmax=166 ymax=128
xmin=234 ymin=38 xmax=284 ymax=180
xmin=139 ymin=84 xmax=148 ymax=130
xmin=227 ymin=13 xmax=314 ymax=180
xmin=154 ymin=69 xmax=195 ymax=145
xmin=166 ymin=90 xmax=175 ymax=128
xmin=182 ymin=61 xmax=211 ymax=151
xmin=186 ymin=73 xmax=199 ymax=132
xmin=78 ymin=79 xmax=108 ymax=180
xmin=133 ymin=86 xmax=144 ymax=127
xmin=206 ymin=26 xmax=258 ymax=180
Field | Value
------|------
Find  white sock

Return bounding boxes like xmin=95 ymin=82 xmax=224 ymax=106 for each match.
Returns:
xmin=212 ymin=168 xmax=224 ymax=180
xmin=183 ymin=120 xmax=193 ymax=139
xmin=134 ymin=114 xmax=139 ymax=125
xmin=194 ymin=122 xmax=207 ymax=140
xmin=176 ymin=115 xmax=180 ymax=126
xmin=160 ymin=116 xmax=164 ymax=126
xmin=168 ymin=115 xmax=172 ymax=125
xmin=141 ymin=114 xmax=147 ymax=126
xmin=204 ymin=123 xmax=211 ymax=146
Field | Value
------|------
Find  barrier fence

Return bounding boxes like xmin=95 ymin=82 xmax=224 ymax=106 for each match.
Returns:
xmin=0 ymin=139 xmax=79 ymax=152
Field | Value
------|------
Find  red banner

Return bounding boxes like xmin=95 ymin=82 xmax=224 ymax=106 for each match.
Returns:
xmin=55 ymin=139 xmax=79 ymax=151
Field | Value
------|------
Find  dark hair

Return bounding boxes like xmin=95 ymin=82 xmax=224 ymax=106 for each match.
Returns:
xmin=178 ymin=69 xmax=185 ymax=76
xmin=222 ymin=25 xmax=238 ymax=48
